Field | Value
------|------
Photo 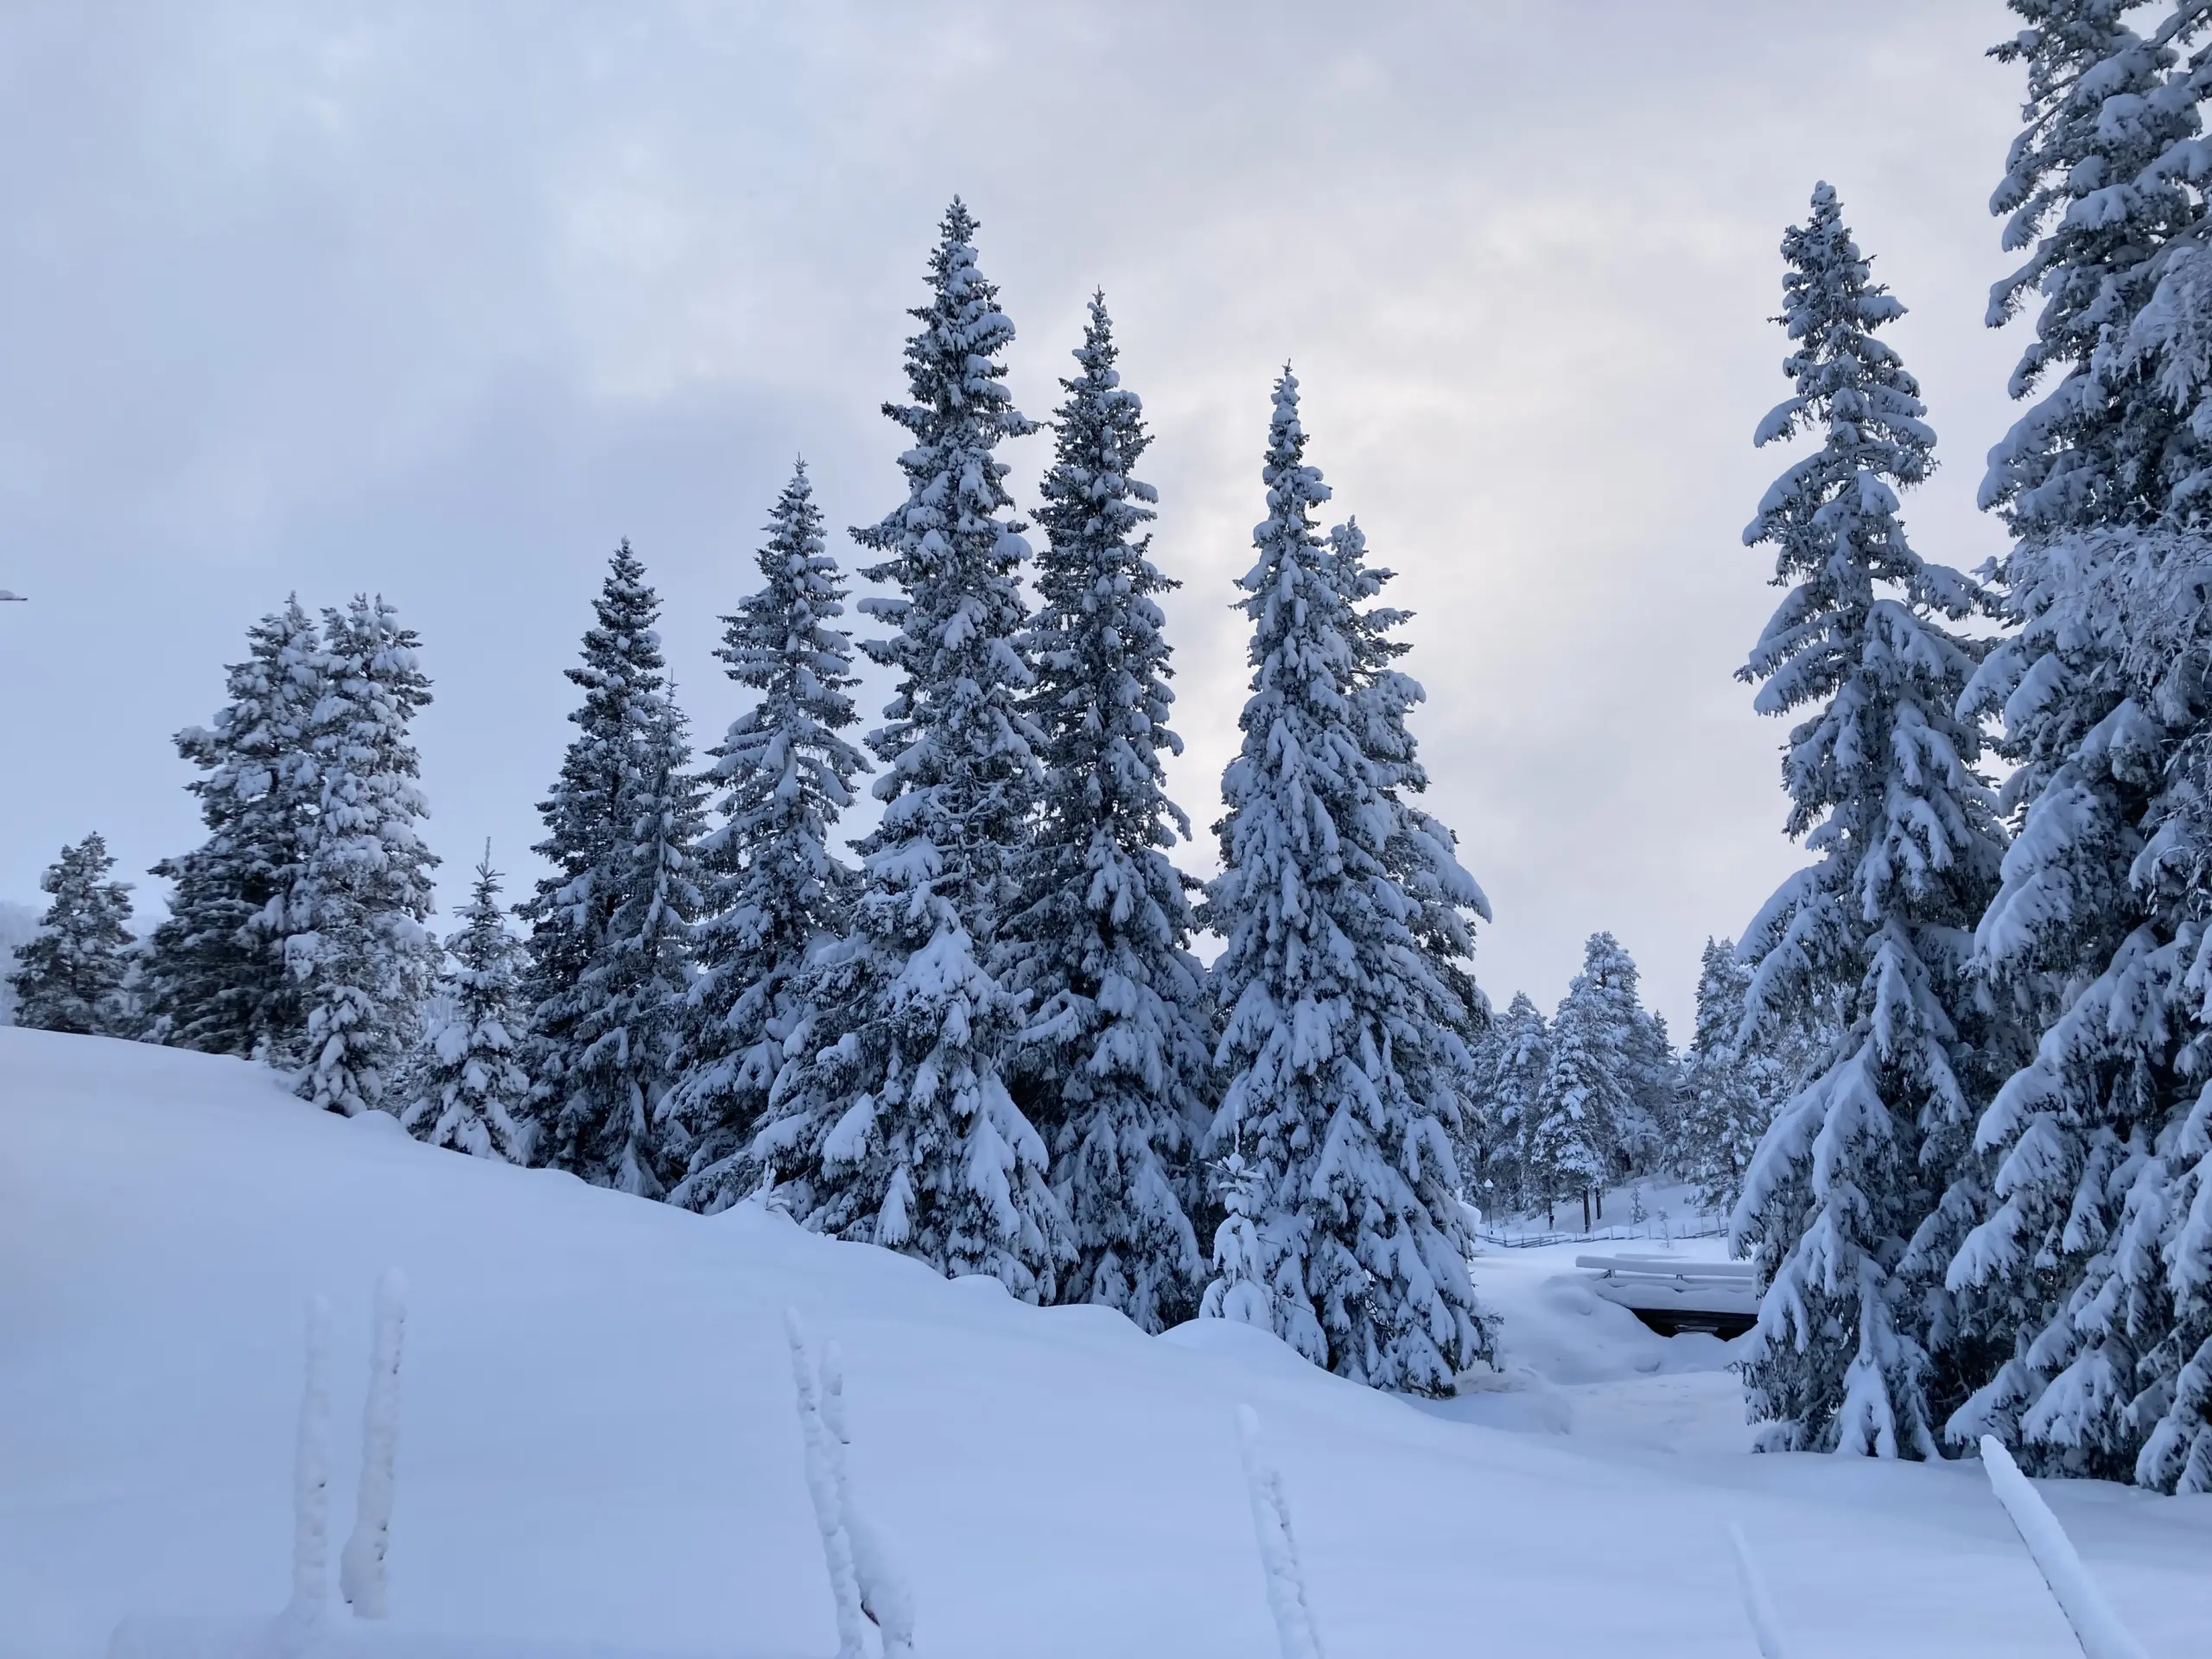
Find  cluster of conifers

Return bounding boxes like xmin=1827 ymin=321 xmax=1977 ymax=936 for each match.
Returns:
xmin=19 ymin=4 xmax=2212 ymax=1482
xmin=10 ymin=200 xmax=1503 ymax=1401
xmin=1710 ymin=3 xmax=2212 ymax=1493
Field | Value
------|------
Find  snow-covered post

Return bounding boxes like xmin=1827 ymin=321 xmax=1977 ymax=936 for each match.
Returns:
xmin=1726 ymin=1522 xmax=1789 ymax=1659
xmin=340 ymin=1269 xmax=407 ymax=1619
xmin=1980 ymin=1438 xmax=2148 ymax=1659
xmin=786 ymin=1310 xmax=867 ymax=1659
xmin=285 ymin=1295 xmax=334 ymax=1640
xmin=1236 ymin=1406 xmax=1323 ymax=1659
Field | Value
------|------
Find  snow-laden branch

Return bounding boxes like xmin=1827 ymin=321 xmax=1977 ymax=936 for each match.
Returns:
xmin=1980 ymin=1437 xmax=2148 ymax=1659
xmin=1236 ymin=1405 xmax=1324 ymax=1659
xmin=340 ymin=1268 xmax=407 ymax=1619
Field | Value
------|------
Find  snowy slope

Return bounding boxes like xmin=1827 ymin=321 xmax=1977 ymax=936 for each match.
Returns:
xmin=4 ymin=1030 xmax=2209 ymax=1658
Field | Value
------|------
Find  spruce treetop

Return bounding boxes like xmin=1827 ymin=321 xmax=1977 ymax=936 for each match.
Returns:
xmin=853 ymin=199 xmax=1043 ymax=931
xmin=1984 ymin=1 xmax=2209 ymax=529
xmin=1741 ymin=183 xmax=1990 ymax=899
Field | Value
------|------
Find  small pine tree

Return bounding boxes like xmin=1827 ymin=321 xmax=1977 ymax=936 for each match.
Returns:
xmin=666 ymin=462 xmax=868 ymax=1213
xmin=401 ymin=848 xmax=531 ymax=1160
xmin=749 ymin=202 xmax=1069 ymax=1297
xmin=1469 ymin=991 xmax=1550 ymax=1216
xmin=142 ymin=598 xmax=322 ymax=1058
xmin=1198 ymin=1151 xmax=1273 ymax=1330
xmin=8 ymin=834 xmax=137 ymax=1036
xmin=1530 ymin=933 xmax=1641 ymax=1217
xmin=1730 ymin=185 xmax=2011 ymax=1458
xmin=274 ymin=596 xmax=441 ymax=1116
xmin=1679 ymin=938 xmax=1768 ymax=1214
xmin=519 ymin=543 xmax=700 ymax=1196
xmin=1202 ymin=369 xmax=1492 ymax=1394
xmin=1000 ymin=293 xmax=1213 ymax=1332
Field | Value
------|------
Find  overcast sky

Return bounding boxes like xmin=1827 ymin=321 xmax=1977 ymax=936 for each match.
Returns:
xmin=0 ymin=2 xmax=2035 ymax=1030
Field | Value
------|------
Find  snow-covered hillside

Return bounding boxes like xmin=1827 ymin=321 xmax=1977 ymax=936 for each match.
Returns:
xmin=4 ymin=1030 xmax=2209 ymax=1658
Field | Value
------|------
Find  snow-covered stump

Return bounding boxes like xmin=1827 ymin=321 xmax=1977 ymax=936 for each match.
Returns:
xmin=1980 ymin=1438 xmax=2148 ymax=1659
xmin=1236 ymin=1406 xmax=1323 ymax=1659
xmin=340 ymin=1269 xmax=407 ymax=1619
xmin=785 ymin=1310 xmax=912 ymax=1659
xmin=1726 ymin=1523 xmax=1789 ymax=1659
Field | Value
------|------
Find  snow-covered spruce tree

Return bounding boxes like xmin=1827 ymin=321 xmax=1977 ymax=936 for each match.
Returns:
xmin=1200 ymin=369 xmax=1492 ymax=1393
xmin=750 ymin=201 xmax=1070 ymax=1298
xmin=1470 ymin=991 xmax=1550 ymax=1215
xmin=665 ymin=461 xmax=868 ymax=1214
xmin=1730 ymin=185 xmax=2012 ymax=1458
xmin=569 ymin=684 xmax=702 ymax=1195
xmin=1680 ymin=938 xmax=1770 ymax=1215
xmin=1623 ymin=1002 xmax=1681 ymax=1177
xmin=1529 ymin=933 xmax=1640 ymax=1221
xmin=1198 ymin=1150 xmax=1273 ymax=1329
xmin=8 ymin=833 xmax=137 ymax=1036
xmin=999 ymin=293 xmax=1212 ymax=1331
xmin=401 ymin=847 xmax=531 ymax=1160
xmin=518 ymin=543 xmax=700 ymax=1195
xmin=1329 ymin=517 xmax=1494 ymax=1099
xmin=1938 ymin=7 xmax=2212 ymax=1487
xmin=2137 ymin=700 xmax=2212 ymax=1491
xmin=274 ymin=596 xmax=440 ymax=1116
xmin=1982 ymin=1 xmax=2211 ymax=535
xmin=142 ymin=598 xmax=321 ymax=1058
xmin=1946 ymin=529 xmax=2212 ymax=1483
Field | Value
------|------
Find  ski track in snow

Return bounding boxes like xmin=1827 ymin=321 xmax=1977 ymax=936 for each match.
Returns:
xmin=4 ymin=1027 xmax=2210 ymax=1657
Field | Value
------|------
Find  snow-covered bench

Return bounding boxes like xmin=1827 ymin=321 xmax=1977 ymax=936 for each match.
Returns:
xmin=1574 ymin=1254 xmax=1758 ymax=1338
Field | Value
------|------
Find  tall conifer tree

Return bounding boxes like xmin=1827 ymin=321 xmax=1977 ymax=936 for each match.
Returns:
xmin=1001 ymin=294 xmax=1212 ymax=1331
xmin=520 ymin=543 xmax=700 ymax=1194
xmin=1730 ymin=185 xmax=2011 ymax=1458
xmin=666 ymin=462 xmax=868 ymax=1213
xmin=750 ymin=201 xmax=1070 ymax=1298
xmin=142 ymin=599 xmax=321 ymax=1058
xmin=1942 ymin=3 xmax=2212 ymax=1491
xmin=275 ymin=596 xmax=440 ymax=1116
xmin=1201 ymin=370 xmax=1492 ymax=1394
xmin=1329 ymin=517 xmax=1493 ymax=1093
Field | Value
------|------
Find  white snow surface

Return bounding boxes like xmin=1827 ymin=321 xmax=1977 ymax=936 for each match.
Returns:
xmin=5 ymin=1029 xmax=2212 ymax=1657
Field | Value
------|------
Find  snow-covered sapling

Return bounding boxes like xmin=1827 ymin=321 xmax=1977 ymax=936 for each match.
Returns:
xmin=1236 ymin=1405 xmax=1323 ymax=1659
xmin=340 ymin=1268 xmax=407 ymax=1619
